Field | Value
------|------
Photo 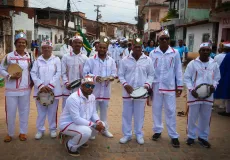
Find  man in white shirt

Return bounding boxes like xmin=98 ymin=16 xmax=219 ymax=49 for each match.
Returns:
xmin=118 ymin=38 xmax=154 ymax=145
xmin=59 ymin=76 xmax=105 ymax=157
xmin=149 ymin=29 xmax=183 ymax=148
xmin=184 ymin=43 xmax=220 ymax=148
xmin=60 ymin=38 xmax=73 ymax=57
xmin=61 ymin=36 xmax=88 ymax=109
xmin=83 ymin=39 xmax=117 ymax=138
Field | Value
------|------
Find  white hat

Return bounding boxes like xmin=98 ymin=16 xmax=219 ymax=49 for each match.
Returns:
xmin=41 ymin=40 xmax=52 ymax=47
xmin=72 ymin=35 xmax=83 ymax=42
xmin=223 ymin=43 xmax=230 ymax=48
xmin=158 ymin=29 xmax=170 ymax=38
xmin=200 ymin=42 xmax=212 ymax=49
xmin=81 ymin=76 xmax=94 ymax=84
xmin=15 ymin=32 xmax=27 ymax=42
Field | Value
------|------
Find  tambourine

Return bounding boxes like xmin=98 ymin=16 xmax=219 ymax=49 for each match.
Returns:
xmin=195 ymin=83 xmax=212 ymax=99
xmin=37 ymin=91 xmax=55 ymax=106
xmin=130 ymin=87 xmax=148 ymax=99
xmin=7 ymin=63 xmax=23 ymax=75
xmin=70 ymin=79 xmax=81 ymax=89
xmin=101 ymin=76 xmax=115 ymax=82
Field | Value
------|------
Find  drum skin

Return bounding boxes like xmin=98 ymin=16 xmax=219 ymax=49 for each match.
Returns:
xmin=36 ymin=91 xmax=55 ymax=106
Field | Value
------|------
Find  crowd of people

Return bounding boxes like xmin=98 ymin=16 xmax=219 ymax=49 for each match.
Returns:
xmin=0 ymin=29 xmax=229 ymax=157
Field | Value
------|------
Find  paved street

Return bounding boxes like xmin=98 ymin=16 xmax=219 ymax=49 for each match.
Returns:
xmin=0 ymin=83 xmax=230 ymax=160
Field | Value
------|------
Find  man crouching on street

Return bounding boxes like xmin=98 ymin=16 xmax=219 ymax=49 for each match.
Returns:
xmin=59 ymin=76 xmax=105 ymax=157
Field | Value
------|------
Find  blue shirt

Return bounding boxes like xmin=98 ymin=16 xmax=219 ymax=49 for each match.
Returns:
xmin=175 ymin=46 xmax=188 ymax=57
xmin=145 ymin=46 xmax=155 ymax=53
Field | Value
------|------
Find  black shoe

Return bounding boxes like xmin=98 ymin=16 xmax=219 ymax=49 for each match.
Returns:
xmin=198 ymin=137 xmax=211 ymax=148
xmin=152 ymin=133 xmax=161 ymax=141
xmin=218 ymin=111 xmax=230 ymax=117
xmin=80 ymin=143 xmax=89 ymax=148
xmin=186 ymin=138 xmax=195 ymax=146
xmin=171 ymin=138 xmax=180 ymax=148
xmin=65 ymin=141 xmax=80 ymax=157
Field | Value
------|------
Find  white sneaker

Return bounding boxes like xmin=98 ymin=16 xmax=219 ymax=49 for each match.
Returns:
xmin=119 ymin=136 xmax=131 ymax=144
xmin=35 ymin=132 xmax=43 ymax=140
xmin=89 ymin=136 xmax=96 ymax=140
xmin=136 ymin=137 xmax=144 ymax=145
xmin=50 ymin=130 xmax=57 ymax=138
xmin=102 ymin=131 xmax=113 ymax=138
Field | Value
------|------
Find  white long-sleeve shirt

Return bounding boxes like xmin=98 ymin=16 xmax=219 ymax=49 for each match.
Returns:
xmin=59 ymin=88 xmax=100 ymax=130
xmin=60 ymin=44 xmax=72 ymax=56
xmin=30 ymin=55 xmax=62 ymax=98
xmin=118 ymin=53 xmax=154 ymax=101
xmin=149 ymin=46 xmax=183 ymax=95
xmin=0 ymin=51 xmax=32 ymax=96
xmin=61 ymin=52 xmax=88 ymax=97
xmin=83 ymin=54 xmax=117 ymax=101
xmin=214 ymin=53 xmax=226 ymax=66
xmin=184 ymin=57 xmax=221 ymax=105
xmin=123 ymin=48 xmax=133 ymax=58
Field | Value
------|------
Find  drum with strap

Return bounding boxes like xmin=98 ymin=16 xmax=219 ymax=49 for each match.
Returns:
xmin=130 ymin=87 xmax=148 ymax=99
xmin=37 ymin=90 xmax=55 ymax=106
xmin=70 ymin=79 xmax=81 ymax=89
xmin=195 ymin=83 xmax=212 ymax=99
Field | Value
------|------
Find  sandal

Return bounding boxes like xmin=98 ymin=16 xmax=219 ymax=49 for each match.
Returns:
xmin=4 ymin=135 xmax=12 ymax=143
xmin=19 ymin=134 xmax=27 ymax=141
xmin=177 ymin=111 xmax=186 ymax=117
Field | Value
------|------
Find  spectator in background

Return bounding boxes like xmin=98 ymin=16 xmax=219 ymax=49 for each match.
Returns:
xmin=176 ymin=39 xmax=188 ymax=62
xmin=31 ymin=40 xmax=35 ymax=52
xmin=170 ymin=40 xmax=176 ymax=49
xmin=142 ymin=42 xmax=148 ymax=52
xmin=145 ymin=40 xmax=155 ymax=56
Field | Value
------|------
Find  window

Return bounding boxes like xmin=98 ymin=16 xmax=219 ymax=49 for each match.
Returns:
xmin=188 ymin=34 xmax=194 ymax=52
xmin=202 ymin=33 xmax=210 ymax=42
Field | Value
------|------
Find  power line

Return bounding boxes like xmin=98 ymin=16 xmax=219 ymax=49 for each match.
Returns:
xmin=82 ymin=0 xmax=136 ymax=10
xmin=94 ymin=4 xmax=105 ymax=39
xmin=71 ymin=0 xmax=79 ymax=11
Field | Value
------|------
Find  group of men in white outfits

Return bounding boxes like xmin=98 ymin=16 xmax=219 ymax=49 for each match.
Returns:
xmin=1 ymin=28 xmax=226 ymax=156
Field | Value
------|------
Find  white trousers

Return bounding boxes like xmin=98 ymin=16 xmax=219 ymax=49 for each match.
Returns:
xmin=36 ymin=99 xmax=59 ymax=133
xmin=96 ymin=101 xmax=109 ymax=131
xmin=187 ymin=104 xmax=212 ymax=140
xmin=61 ymin=123 xmax=99 ymax=152
xmin=5 ymin=95 xmax=30 ymax=136
xmin=122 ymin=100 xmax=145 ymax=138
xmin=152 ymin=83 xmax=179 ymax=138
xmin=62 ymin=97 xmax=67 ymax=110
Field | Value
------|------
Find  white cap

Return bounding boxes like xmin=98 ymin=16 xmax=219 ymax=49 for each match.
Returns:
xmin=72 ymin=35 xmax=83 ymax=42
xmin=81 ymin=76 xmax=94 ymax=84
xmin=223 ymin=43 xmax=230 ymax=48
xmin=200 ymin=42 xmax=212 ymax=49
xmin=41 ymin=40 xmax=52 ymax=47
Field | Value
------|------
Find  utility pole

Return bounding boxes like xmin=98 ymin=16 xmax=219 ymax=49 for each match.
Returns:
xmin=64 ymin=0 xmax=71 ymax=38
xmin=94 ymin=5 xmax=105 ymax=39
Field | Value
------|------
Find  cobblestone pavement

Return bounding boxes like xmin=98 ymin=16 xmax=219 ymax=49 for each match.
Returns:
xmin=0 ymin=83 xmax=230 ymax=160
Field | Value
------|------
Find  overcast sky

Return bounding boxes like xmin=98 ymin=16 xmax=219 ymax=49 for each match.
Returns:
xmin=29 ymin=0 xmax=137 ymax=24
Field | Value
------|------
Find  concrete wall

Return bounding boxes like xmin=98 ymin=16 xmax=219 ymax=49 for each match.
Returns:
xmin=186 ymin=9 xmax=210 ymax=22
xmin=51 ymin=28 xmax=64 ymax=44
xmin=175 ymin=27 xmax=184 ymax=42
xmin=186 ymin=23 xmax=214 ymax=52
xmin=12 ymin=11 xmax=34 ymax=50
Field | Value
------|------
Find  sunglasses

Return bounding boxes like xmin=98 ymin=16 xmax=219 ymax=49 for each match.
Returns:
xmin=84 ymin=84 xmax=95 ymax=89
xmin=200 ymin=48 xmax=211 ymax=52
xmin=159 ymin=37 xmax=170 ymax=41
